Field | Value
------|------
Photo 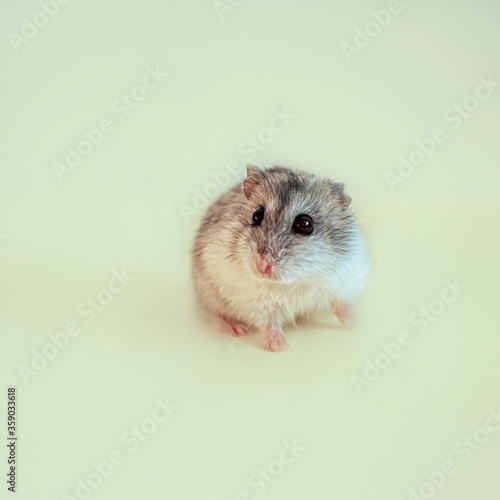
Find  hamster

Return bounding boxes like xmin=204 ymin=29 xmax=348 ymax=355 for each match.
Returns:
xmin=191 ymin=165 xmax=370 ymax=352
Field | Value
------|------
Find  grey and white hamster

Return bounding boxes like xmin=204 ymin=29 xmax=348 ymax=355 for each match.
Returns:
xmin=191 ymin=165 xmax=370 ymax=352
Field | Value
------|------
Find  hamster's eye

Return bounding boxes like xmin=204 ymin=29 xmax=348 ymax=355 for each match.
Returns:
xmin=251 ymin=207 xmax=265 ymax=226
xmin=292 ymin=214 xmax=314 ymax=235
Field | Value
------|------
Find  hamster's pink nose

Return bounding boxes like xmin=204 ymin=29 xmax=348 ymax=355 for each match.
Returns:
xmin=256 ymin=254 xmax=273 ymax=276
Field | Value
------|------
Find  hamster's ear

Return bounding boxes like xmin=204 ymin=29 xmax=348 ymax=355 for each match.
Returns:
xmin=329 ymin=181 xmax=351 ymax=210
xmin=243 ymin=164 xmax=263 ymax=199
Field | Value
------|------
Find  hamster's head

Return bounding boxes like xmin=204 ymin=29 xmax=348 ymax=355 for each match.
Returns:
xmin=233 ymin=165 xmax=357 ymax=284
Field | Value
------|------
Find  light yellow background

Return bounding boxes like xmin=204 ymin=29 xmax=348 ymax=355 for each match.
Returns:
xmin=1 ymin=1 xmax=500 ymax=499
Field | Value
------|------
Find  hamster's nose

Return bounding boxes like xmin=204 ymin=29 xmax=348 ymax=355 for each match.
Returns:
xmin=256 ymin=253 xmax=273 ymax=276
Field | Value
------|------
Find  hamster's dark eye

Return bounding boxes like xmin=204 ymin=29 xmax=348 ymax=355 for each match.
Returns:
xmin=251 ymin=207 xmax=265 ymax=226
xmin=293 ymin=214 xmax=314 ymax=235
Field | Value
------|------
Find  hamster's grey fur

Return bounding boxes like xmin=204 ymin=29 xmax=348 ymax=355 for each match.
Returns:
xmin=191 ymin=165 xmax=370 ymax=351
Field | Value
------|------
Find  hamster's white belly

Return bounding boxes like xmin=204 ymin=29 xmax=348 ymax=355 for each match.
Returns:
xmin=200 ymin=229 xmax=369 ymax=327
xmin=207 ymin=256 xmax=336 ymax=326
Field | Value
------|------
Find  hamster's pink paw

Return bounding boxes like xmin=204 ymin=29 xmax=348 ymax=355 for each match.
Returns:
xmin=217 ymin=314 xmax=250 ymax=337
xmin=263 ymin=324 xmax=290 ymax=352
xmin=334 ymin=303 xmax=356 ymax=326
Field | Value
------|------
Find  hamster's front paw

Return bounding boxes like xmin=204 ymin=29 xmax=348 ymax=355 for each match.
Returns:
xmin=333 ymin=303 xmax=356 ymax=326
xmin=216 ymin=314 xmax=251 ymax=337
xmin=263 ymin=323 xmax=290 ymax=352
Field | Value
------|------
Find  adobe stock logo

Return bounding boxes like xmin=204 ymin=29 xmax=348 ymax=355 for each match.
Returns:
xmin=7 ymin=0 xmax=72 ymax=53
xmin=231 ymin=440 xmax=305 ymax=499
xmin=385 ymin=74 xmax=499 ymax=191
xmin=61 ymin=397 xmax=179 ymax=500
xmin=52 ymin=65 xmax=168 ymax=181
xmin=340 ymin=0 xmax=404 ymax=63
xmin=350 ymin=278 xmax=467 ymax=395
xmin=407 ymin=405 xmax=500 ymax=500
xmin=178 ymin=107 xmax=296 ymax=223
xmin=17 ymin=269 xmax=134 ymax=384
xmin=213 ymin=0 xmax=245 ymax=21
